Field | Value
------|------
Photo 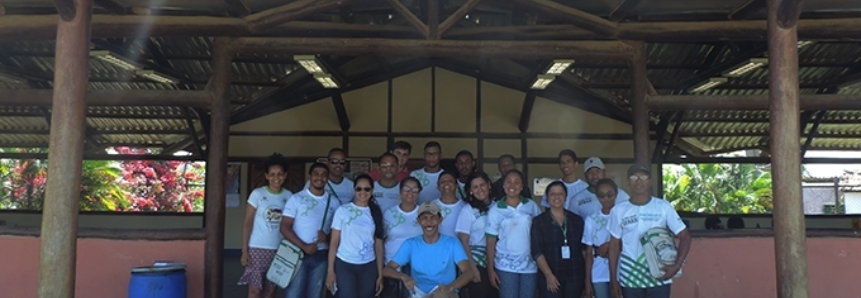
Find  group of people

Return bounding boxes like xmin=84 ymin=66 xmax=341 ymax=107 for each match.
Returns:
xmin=237 ymin=140 xmax=692 ymax=298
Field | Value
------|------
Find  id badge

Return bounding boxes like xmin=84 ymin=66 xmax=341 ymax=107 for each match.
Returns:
xmin=561 ymin=246 xmax=571 ymax=259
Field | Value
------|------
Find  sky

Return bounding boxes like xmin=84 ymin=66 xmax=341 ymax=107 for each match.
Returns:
xmin=803 ymin=151 xmax=861 ymax=178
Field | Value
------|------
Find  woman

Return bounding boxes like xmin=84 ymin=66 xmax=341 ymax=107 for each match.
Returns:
xmin=583 ymin=179 xmax=619 ymax=298
xmin=486 ymin=169 xmax=541 ymax=298
xmin=455 ymin=172 xmax=498 ymax=298
xmin=381 ymin=177 xmax=424 ymax=298
xmin=238 ymin=153 xmax=293 ymax=298
xmin=326 ymin=174 xmax=385 ymax=298
xmin=532 ymin=181 xmax=586 ymax=298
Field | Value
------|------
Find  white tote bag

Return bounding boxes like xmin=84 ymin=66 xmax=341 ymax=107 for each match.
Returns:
xmin=266 ymin=240 xmax=304 ymax=288
xmin=640 ymin=227 xmax=682 ymax=279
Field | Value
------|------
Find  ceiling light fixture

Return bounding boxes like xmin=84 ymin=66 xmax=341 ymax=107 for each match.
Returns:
xmin=797 ymin=40 xmax=816 ymax=48
xmin=314 ymin=73 xmax=339 ymax=89
xmin=723 ymin=58 xmax=768 ymax=77
xmin=294 ymin=55 xmax=326 ymax=74
xmin=546 ymin=59 xmax=575 ymax=75
xmin=688 ymin=77 xmax=727 ymax=93
xmin=530 ymin=74 xmax=556 ymax=90
xmin=90 ymin=50 xmax=139 ymax=71
xmin=135 ymin=69 xmax=178 ymax=84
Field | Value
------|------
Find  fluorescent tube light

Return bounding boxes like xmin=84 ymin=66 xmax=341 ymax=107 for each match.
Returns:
xmin=546 ymin=59 xmax=575 ymax=75
xmin=797 ymin=40 xmax=816 ymax=48
xmin=723 ymin=58 xmax=768 ymax=77
xmin=135 ymin=69 xmax=178 ymax=84
xmin=314 ymin=73 xmax=339 ymax=89
xmin=294 ymin=55 xmax=325 ymax=74
xmin=530 ymin=74 xmax=556 ymax=90
xmin=688 ymin=77 xmax=727 ymax=93
xmin=90 ymin=50 xmax=139 ymax=71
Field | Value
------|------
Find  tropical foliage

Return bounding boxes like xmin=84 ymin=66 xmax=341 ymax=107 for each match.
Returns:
xmin=663 ymin=163 xmax=773 ymax=214
xmin=0 ymin=147 xmax=205 ymax=212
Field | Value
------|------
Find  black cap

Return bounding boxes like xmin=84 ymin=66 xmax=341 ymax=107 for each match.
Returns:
xmin=627 ymin=163 xmax=651 ymax=176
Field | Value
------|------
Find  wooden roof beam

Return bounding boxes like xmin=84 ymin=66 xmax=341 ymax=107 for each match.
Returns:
xmin=729 ymin=0 xmax=765 ymax=20
xmin=229 ymin=38 xmax=634 ymax=60
xmin=647 ymin=94 xmax=861 ymax=111
xmin=244 ymin=0 xmax=356 ymax=32
xmin=609 ymin=0 xmax=644 ymax=22
xmin=223 ymin=0 xmax=251 ymax=17
xmin=438 ymin=0 xmax=483 ymax=38
xmin=0 ymin=90 xmax=212 ymax=107
xmin=385 ymin=0 xmax=429 ymax=38
xmin=94 ymin=0 xmax=128 ymax=15
xmin=507 ymin=0 xmax=618 ymax=36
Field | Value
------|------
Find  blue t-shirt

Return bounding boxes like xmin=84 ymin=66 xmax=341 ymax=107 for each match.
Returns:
xmin=391 ymin=234 xmax=468 ymax=293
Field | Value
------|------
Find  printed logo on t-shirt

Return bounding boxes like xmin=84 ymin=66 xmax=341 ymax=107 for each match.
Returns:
xmin=344 ymin=205 xmax=364 ymax=226
xmin=413 ymin=171 xmax=430 ymax=187
xmin=300 ymin=195 xmax=320 ymax=216
xmin=265 ymin=208 xmax=283 ymax=223
xmin=622 ymin=215 xmax=638 ymax=226
xmin=577 ymin=197 xmax=594 ymax=206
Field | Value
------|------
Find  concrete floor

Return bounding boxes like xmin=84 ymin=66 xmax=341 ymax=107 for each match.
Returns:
xmin=224 ymin=256 xmax=286 ymax=298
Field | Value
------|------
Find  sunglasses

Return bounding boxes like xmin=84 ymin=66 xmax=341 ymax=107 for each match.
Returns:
xmin=355 ymin=187 xmax=372 ymax=192
xmin=329 ymin=159 xmax=347 ymax=165
xmin=597 ymin=192 xmax=616 ymax=198
xmin=401 ymin=186 xmax=420 ymax=193
xmin=629 ymin=174 xmax=650 ymax=181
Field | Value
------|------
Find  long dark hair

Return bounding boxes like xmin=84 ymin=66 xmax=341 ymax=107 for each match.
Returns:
xmin=465 ymin=172 xmax=493 ymax=214
xmin=355 ymin=174 xmax=385 ymax=240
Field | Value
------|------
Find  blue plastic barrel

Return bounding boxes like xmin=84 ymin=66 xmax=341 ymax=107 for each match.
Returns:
xmin=128 ymin=265 xmax=187 ymax=298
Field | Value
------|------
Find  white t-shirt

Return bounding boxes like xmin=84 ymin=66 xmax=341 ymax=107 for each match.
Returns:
xmin=305 ymin=177 xmax=355 ymax=205
xmin=609 ymin=197 xmax=686 ymax=288
xmin=374 ymin=181 xmax=402 ymax=212
xmin=455 ymin=206 xmax=488 ymax=247
xmin=410 ymin=168 xmax=442 ymax=204
xmin=332 ymin=203 xmax=378 ymax=265
xmin=486 ymin=198 xmax=541 ymax=273
xmin=247 ymin=186 xmax=293 ymax=249
xmin=282 ymin=189 xmax=341 ymax=250
xmin=383 ymin=204 xmax=423 ymax=263
xmin=541 ymin=179 xmax=589 ymax=208
xmin=434 ymin=198 xmax=467 ymax=238
xmin=456 ymin=181 xmax=467 ymax=200
xmin=568 ymin=188 xmax=631 ymax=218
xmin=581 ymin=212 xmax=612 ymax=283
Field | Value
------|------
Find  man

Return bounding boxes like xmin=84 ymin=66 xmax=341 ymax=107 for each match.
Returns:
xmin=370 ymin=141 xmax=412 ymax=182
xmin=454 ymin=150 xmax=476 ymax=200
xmin=281 ymin=163 xmax=341 ymax=298
xmin=541 ymin=149 xmax=589 ymax=210
xmin=411 ymin=141 xmax=444 ymax=204
xmin=491 ymin=154 xmax=532 ymax=200
xmin=608 ymin=164 xmax=691 ymax=298
xmin=305 ymin=148 xmax=354 ymax=205
xmin=567 ymin=157 xmax=631 ymax=217
xmin=374 ymin=152 xmax=403 ymax=211
xmin=383 ymin=202 xmax=473 ymax=297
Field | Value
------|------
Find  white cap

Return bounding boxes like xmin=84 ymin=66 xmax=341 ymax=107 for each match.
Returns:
xmin=583 ymin=157 xmax=605 ymax=173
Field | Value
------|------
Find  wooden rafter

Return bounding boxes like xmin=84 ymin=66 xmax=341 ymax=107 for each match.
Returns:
xmin=332 ymin=93 xmax=350 ymax=132
xmin=518 ymin=92 xmax=536 ymax=133
xmin=646 ymin=94 xmax=861 ymax=110
xmin=428 ymin=0 xmax=439 ymax=39
xmin=507 ymin=0 xmax=618 ymax=36
xmin=438 ymin=0 xmax=483 ymax=38
xmin=93 ymin=0 xmax=127 ymax=15
xmin=0 ymin=90 xmax=212 ymax=107
xmin=52 ymin=0 xmax=76 ymax=21
xmin=223 ymin=0 xmax=251 ymax=17
xmin=244 ymin=0 xmax=356 ymax=32
xmin=729 ymin=0 xmax=765 ymax=20
xmin=229 ymin=38 xmax=634 ymax=60
xmin=385 ymin=0 xmax=429 ymax=38
xmin=609 ymin=0 xmax=644 ymax=21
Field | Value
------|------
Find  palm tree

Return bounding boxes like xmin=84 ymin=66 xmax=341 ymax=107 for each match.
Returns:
xmin=663 ymin=163 xmax=773 ymax=214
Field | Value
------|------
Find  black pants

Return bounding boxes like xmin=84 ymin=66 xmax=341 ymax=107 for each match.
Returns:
xmin=537 ymin=275 xmax=584 ymax=298
xmin=380 ymin=265 xmax=410 ymax=298
xmin=464 ymin=265 xmax=498 ymax=298
xmin=334 ymin=258 xmax=378 ymax=298
xmin=621 ymin=285 xmax=672 ymax=298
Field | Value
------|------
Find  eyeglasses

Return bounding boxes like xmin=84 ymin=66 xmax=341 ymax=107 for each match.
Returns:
xmin=597 ymin=192 xmax=616 ymax=198
xmin=401 ymin=186 xmax=420 ymax=193
xmin=329 ymin=158 xmax=347 ymax=165
xmin=629 ymin=174 xmax=650 ymax=181
xmin=354 ymin=187 xmax=372 ymax=192
xmin=380 ymin=162 xmax=397 ymax=168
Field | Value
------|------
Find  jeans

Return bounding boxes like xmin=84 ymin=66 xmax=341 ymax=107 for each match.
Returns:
xmin=465 ymin=266 xmax=498 ymax=298
xmin=285 ymin=250 xmax=328 ymax=298
xmin=334 ymin=258 xmax=378 ymax=298
xmin=537 ymin=274 xmax=583 ymax=298
xmin=496 ymin=269 xmax=536 ymax=298
xmin=621 ymin=285 xmax=672 ymax=298
xmin=592 ymin=282 xmax=611 ymax=298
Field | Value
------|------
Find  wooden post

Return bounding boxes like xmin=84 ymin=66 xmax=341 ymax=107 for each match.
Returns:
xmin=767 ymin=0 xmax=810 ymax=297
xmin=38 ymin=1 xmax=92 ymax=298
xmin=204 ymin=38 xmax=234 ymax=298
xmin=630 ymin=41 xmax=650 ymax=164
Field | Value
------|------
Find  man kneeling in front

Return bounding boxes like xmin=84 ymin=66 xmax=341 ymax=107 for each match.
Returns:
xmin=383 ymin=202 xmax=474 ymax=298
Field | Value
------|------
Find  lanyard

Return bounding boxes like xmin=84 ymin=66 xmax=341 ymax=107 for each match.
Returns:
xmin=457 ymin=186 xmax=466 ymax=199
xmin=556 ymin=214 xmax=568 ymax=245
xmin=327 ymin=182 xmax=339 ymax=200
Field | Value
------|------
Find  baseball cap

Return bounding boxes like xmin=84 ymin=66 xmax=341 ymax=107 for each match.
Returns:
xmin=417 ymin=201 xmax=441 ymax=216
xmin=627 ymin=163 xmax=652 ymax=177
xmin=583 ymin=157 xmax=605 ymax=173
